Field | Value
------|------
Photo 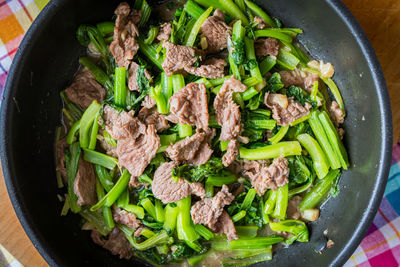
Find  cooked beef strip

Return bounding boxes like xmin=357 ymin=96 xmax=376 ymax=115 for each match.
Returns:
xmin=255 ymin=38 xmax=279 ymax=57
xmin=200 ymin=9 xmax=231 ymax=54
xmin=254 ymin=16 xmax=266 ymax=29
xmin=162 ymin=41 xmax=226 ymax=78
xmin=152 ymin=162 xmax=206 ymax=203
xmin=102 ymin=105 xmax=160 ymax=178
xmin=56 ymin=138 xmax=68 ymax=183
xmin=166 ymin=83 xmax=209 ymax=130
xmin=138 ymin=106 xmax=170 ymax=132
xmin=214 ymin=76 xmax=247 ymax=141
xmin=185 ymin=58 xmax=227 ymax=79
xmin=142 ymin=95 xmax=157 ymax=109
xmin=191 ymin=185 xmax=234 ymax=230
xmin=264 ymin=93 xmax=311 ymax=126
xmin=73 ymin=157 xmax=97 ymax=206
xmin=222 ymin=139 xmax=239 ymax=169
xmin=165 ymin=129 xmax=215 ymax=166
xmin=329 ymin=101 xmax=344 ymax=127
xmin=279 ymin=70 xmax=319 ymax=94
xmin=156 ymin=22 xmax=172 ymax=42
xmin=65 ymin=71 xmax=106 ymax=109
xmin=213 ymin=76 xmax=248 ymax=166
xmin=91 ymin=228 xmax=132 ymax=259
xmin=286 ymin=196 xmax=302 ymax=220
xmin=162 ymin=41 xmax=200 ymax=76
xmin=113 ymin=206 xmax=142 ymax=229
xmin=214 ymin=211 xmax=238 ymax=241
xmin=128 ymin=62 xmax=152 ymax=91
xmin=110 ymin=2 xmax=140 ymax=68
xmin=240 ymin=157 xmax=290 ymax=195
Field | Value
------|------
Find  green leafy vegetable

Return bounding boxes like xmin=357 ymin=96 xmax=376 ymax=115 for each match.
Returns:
xmin=269 ymin=220 xmax=309 ymax=244
xmin=172 ymin=158 xmax=225 ymax=183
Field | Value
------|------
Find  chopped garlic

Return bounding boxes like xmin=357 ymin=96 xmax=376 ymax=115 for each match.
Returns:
xmin=301 ymin=208 xmax=320 ymax=221
xmin=307 ymin=60 xmax=335 ymax=78
xmin=271 ymin=94 xmax=288 ymax=109
xmin=200 ymin=36 xmax=208 ymax=50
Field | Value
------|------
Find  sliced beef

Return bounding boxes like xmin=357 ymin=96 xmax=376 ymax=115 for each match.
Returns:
xmin=214 ymin=211 xmax=238 ymax=241
xmin=329 ymin=101 xmax=344 ymax=127
xmin=279 ymin=70 xmax=319 ymax=93
xmin=254 ymin=16 xmax=266 ymax=29
xmin=128 ymin=62 xmax=152 ymax=91
xmin=222 ymin=139 xmax=239 ymax=168
xmin=241 ymin=157 xmax=289 ymax=195
xmin=287 ymin=196 xmax=302 ymax=220
xmin=264 ymin=93 xmax=311 ymax=126
xmin=102 ymin=105 xmax=160 ymax=177
xmin=152 ymin=162 xmax=206 ymax=203
xmin=186 ymin=58 xmax=227 ymax=79
xmin=255 ymin=38 xmax=279 ymax=57
xmin=156 ymin=22 xmax=172 ymax=42
xmin=162 ymin=41 xmax=225 ymax=78
xmin=91 ymin=228 xmax=132 ymax=259
xmin=162 ymin=41 xmax=200 ymax=76
xmin=200 ymin=9 xmax=231 ymax=54
xmin=73 ymin=157 xmax=97 ymax=206
xmin=65 ymin=71 xmax=106 ymax=109
xmin=166 ymin=83 xmax=209 ymax=130
xmin=191 ymin=185 xmax=234 ymax=230
xmin=214 ymin=76 xmax=247 ymax=141
xmin=110 ymin=2 xmax=140 ymax=68
xmin=138 ymin=106 xmax=170 ymax=132
xmin=113 ymin=206 xmax=142 ymax=229
xmin=142 ymin=95 xmax=156 ymax=109
xmin=213 ymin=76 xmax=247 ymax=166
xmin=165 ymin=129 xmax=215 ymax=166
xmin=56 ymin=138 xmax=68 ymax=183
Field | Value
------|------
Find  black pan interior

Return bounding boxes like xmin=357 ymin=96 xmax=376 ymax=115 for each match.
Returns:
xmin=0 ymin=0 xmax=392 ymax=266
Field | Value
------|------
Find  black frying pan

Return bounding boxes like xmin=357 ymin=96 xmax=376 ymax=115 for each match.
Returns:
xmin=0 ymin=0 xmax=392 ymax=266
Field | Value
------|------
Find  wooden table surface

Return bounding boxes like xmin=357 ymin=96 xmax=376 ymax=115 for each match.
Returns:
xmin=0 ymin=1 xmax=399 ymax=266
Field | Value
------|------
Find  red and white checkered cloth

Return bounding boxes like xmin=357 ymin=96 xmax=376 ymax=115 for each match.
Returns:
xmin=0 ymin=1 xmax=399 ymax=266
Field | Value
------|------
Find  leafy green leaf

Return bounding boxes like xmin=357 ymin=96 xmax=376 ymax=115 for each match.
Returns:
xmin=266 ymin=72 xmax=284 ymax=93
xmin=172 ymin=158 xmax=225 ymax=183
xmin=287 ymin=156 xmax=311 ymax=184
xmin=286 ymin=85 xmax=316 ymax=107
xmin=231 ymin=39 xmax=246 ymax=65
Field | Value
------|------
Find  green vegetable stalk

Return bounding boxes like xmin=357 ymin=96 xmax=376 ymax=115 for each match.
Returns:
xmin=83 ymin=149 xmax=118 ymax=170
xmin=90 ymin=170 xmax=130 ymax=211
xmin=297 ymin=133 xmax=330 ymax=179
xmin=164 ymin=203 xmax=179 ymax=232
xmin=95 ymin=179 xmax=115 ymax=229
xmin=185 ymin=6 xmax=213 ymax=47
xmin=269 ymin=220 xmax=309 ymax=244
xmin=114 ymin=67 xmax=127 ymax=108
xmin=66 ymin=142 xmax=82 ymax=213
xmin=176 ymin=197 xmax=199 ymax=242
xmin=299 ymin=169 xmax=341 ymax=210
xmin=308 ymin=111 xmax=341 ymax=169
xmin=244 ymin=0 xmax=276 ymax=27
xmin=119 ymin=224 xmax=170 ymax=250
xmin=271 ymin=184 xmax=288 ymax=220
xmin=79 ymin=101 xmax=101 ymax=149
xmin=239 ymin=141 xmax=302 ymax=160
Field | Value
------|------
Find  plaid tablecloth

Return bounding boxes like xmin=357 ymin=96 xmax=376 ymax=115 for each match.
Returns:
xmin=0 ymin=0 xmax=399 ymax=266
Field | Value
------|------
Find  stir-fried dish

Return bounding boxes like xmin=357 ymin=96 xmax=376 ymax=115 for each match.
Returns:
xmin=55 ymin=0 xmax=349 ymax=265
